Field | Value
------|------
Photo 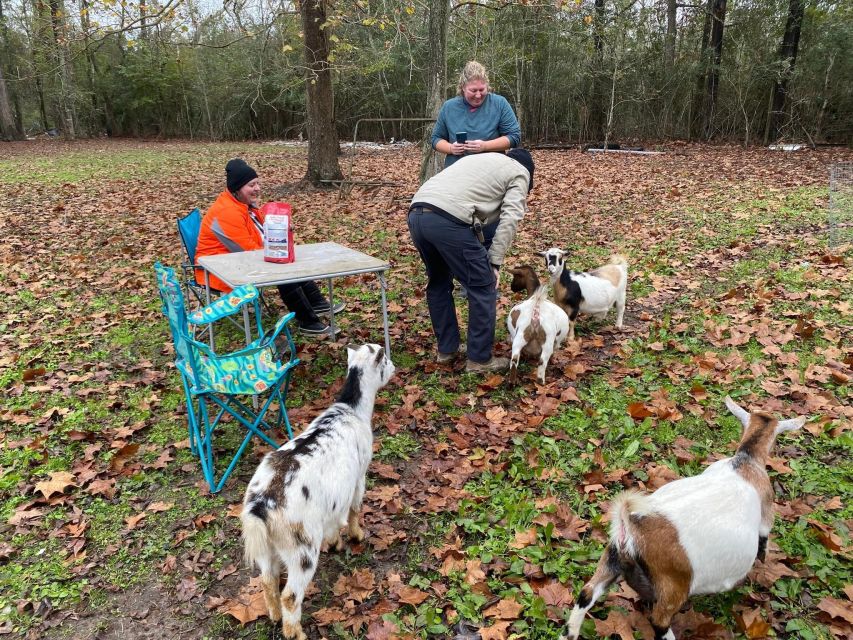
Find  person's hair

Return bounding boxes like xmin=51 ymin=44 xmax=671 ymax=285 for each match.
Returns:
xmin=457 ymin=61 xmax=490 ymax=95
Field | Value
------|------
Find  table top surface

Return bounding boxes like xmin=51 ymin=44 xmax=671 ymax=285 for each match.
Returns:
xmin=197 ymin=242 xmax=390 ymax=288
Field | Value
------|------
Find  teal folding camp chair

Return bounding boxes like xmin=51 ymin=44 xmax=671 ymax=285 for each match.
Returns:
xmin=155 ymin=262 xmax=299 ymax=492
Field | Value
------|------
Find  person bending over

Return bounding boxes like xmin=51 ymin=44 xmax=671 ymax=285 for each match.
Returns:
xmin=407 ymin=149 xmax=535 ymax=373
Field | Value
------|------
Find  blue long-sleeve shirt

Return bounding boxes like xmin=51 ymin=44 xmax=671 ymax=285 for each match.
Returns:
xmin=431 ymin=93 xmax=521 ymax=168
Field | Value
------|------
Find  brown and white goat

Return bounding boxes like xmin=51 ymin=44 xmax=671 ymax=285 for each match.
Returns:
xmin=541 ymin=248 xmax=628 ymax=341
xmin=564 ymin=397 xmax=807 ymax=640
xmin=241 ymin=344 xmax=395 ymax=640
xmin=506 ymin=265 xmax=569 ymax=383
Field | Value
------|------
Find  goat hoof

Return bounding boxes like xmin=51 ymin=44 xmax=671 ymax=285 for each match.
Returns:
xmin=348 ymin=524 xmax=365 ymax=543
xmin=281 ymin=622 xmax=307 ymax=640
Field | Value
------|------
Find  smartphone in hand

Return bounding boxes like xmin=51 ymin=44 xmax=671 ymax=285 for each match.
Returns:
xmin=456 ymin=131 xmax=467 ymax=144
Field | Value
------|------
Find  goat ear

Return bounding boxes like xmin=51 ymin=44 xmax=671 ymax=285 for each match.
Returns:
xmin=346 ymin=344 xmax=358 ymax=365
xmin=775 ymin=416 xmax=806 ymax=435
xmin=724 ymin=396 xmax=751 ymax=430
xmin=537 ymin=251 xmax=548 ymax=257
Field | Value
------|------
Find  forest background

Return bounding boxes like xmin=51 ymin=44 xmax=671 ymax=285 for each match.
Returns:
xmin=0 ymin=0 xmax=851 ymax=155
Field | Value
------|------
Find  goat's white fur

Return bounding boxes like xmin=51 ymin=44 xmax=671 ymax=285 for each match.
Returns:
xmin=506 ymin=274 xmax=569 ymax=384
xmin=541 ymin=248 xmax=628 ymax=341
xmin=564 ymin=397 xmax=807 ymax=639
xmin=241 ymin=344 xmax=395 ymax=639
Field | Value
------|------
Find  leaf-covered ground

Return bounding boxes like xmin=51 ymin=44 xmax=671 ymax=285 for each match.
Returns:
xmin=1 ymin=140 xmax=851 ymax=640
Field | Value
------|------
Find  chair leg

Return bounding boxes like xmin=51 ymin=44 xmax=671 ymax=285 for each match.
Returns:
xmin=181 ymin=376 xmax=200 ymax=456
xmin=188 ymin=373 xmax=296 ymax=493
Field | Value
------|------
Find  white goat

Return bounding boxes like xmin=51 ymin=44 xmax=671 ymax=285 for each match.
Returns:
xmin=241 ymin=344 xmax=395 ymax=640
xmin=506 ymin=265 xmax=569 ymax=384
xmin=541 ymin=248 xmax=628 ymax=341
xmin=564 ymin=397 xmax=806 ymax=640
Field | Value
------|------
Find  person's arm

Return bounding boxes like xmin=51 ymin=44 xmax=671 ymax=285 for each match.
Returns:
xmin=209 ymin=210 xmax=264 ymax=252
xmin=487 ymin=176 xmax=527 ymax=269
xmin=431 ymin=101 xmax=465 ymax=157
xmin=497 ymin=97 xmax=522 ymax=149
xmin=466 ymin=135 xmax=511 ymax=153
xmin=464 ymin=96 xmax=520 ymax=153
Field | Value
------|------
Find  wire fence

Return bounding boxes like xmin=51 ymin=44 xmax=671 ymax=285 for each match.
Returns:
xmin=829 ymin=162 xmax=853 ymax=248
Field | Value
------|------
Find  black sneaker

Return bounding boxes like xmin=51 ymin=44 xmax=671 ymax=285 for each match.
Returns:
xmin=312 ymin=300 xmax=347 ymax=314
xmin=298 ymin=320 xmax=333 ymax=336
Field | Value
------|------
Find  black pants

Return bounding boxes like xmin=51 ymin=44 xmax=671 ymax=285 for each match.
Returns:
xmin=407 ymin=207 xmax=498 ymax=363
xmin=277 ymin=281 xmax=326 ymax=325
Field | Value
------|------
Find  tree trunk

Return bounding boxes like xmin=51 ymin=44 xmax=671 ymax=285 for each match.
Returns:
xmin=701 ymin=0 xmax=726 ymax=139
xmin=690 ymin=0 xmax=713 ymax=139
xmin=48 ymin=0 xmax=76 ymax=138
xmin=665 ymin=0 xmax=677 ymax=66
xmin=419 ymin=0 xmax=448 ymax=184
xmin=300 ymin=0 xmax=343 ymax=186
xmin=0 ymin=0 xmax=23 ymax=138
xmin=764 ymin=0 xmax=804 ymax=144
xmin=589 ymin=0 xmax=607 ymax=141
xmin=0 ymin=65 xmax=17 ymax=140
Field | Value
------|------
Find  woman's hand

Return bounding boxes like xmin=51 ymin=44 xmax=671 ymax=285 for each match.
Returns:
xmin=464 ymin=139 xmax=486 ymax=153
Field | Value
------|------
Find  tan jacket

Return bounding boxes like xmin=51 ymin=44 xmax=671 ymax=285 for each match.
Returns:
xmin=411 ymin=153 xmax=529 ymax=267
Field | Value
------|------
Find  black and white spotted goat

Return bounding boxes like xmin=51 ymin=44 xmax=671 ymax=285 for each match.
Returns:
xmin=541 ymin=248 xmax=628 ymax=341
xmin=241 ymin=344 xmax=395 ymax=640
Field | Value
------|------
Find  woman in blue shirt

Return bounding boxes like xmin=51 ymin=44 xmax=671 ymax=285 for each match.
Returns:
xmin=431 ymin=61 xmax=522 ymax=169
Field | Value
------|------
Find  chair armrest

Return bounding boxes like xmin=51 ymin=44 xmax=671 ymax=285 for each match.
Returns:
xmin=187 ymin=285 xmax=259 ymax=325
xmin=229 ymin=311 xmax=297 ymax=360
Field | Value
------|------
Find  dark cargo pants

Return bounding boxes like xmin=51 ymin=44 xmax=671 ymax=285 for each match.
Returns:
xmin=407 ymin=206 xmax=498 ymax=364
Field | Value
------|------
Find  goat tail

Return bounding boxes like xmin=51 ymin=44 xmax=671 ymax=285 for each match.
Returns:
xmin=531 ymin=284 xmax=550 ymax=307
xmin=241 ymin=503 xmax=280 ymax=569
xmin=609 ymin=490 xmax=654 ymax=557
xmin=608 ymin=254 xmax=628 ymax=267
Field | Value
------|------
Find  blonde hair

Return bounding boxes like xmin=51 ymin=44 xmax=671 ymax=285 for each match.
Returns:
xmin=457 ymin=61 xmax=490 ymax=95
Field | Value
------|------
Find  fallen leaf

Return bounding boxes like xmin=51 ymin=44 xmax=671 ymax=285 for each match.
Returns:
xmin=594 ymin=609 xmax=635 ymax=640
xmin=816 ymin=596 xmax=853 ymax=624
xmin=218 ymin=583 xmax=267 ymax=624
xmin=538 ymin=581 xmax=573 ymax=607
xmin=147 ymin=501 xmax=174 ymax=512
xmin=483 ymin=597 xmax=523 ymax=620
xmin=124 ymin=512 xmax=147 ymax=530
xmin=396 ymin=585 xmax=428 ymax=606
xmin=35 ymin=471 xmax=77 ymax=500
xmin=734 ymin=608 xmax=771 ymax=638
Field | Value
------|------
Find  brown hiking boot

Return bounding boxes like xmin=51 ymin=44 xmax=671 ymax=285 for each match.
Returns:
xmin=465 ymin=356 xmax=509 ymax=373
xmin=437 ymin=344 xmax=467 ymax=363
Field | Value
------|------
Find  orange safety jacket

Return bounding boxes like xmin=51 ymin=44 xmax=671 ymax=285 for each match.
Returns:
xmin=195 ymin=190 xmax=267 ymax=293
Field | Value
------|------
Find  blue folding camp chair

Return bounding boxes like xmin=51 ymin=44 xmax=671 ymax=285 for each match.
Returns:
xmin=155 ymin=262 xmax=299 ymax=493
xmin=177 ymin=208 xmax=207 ymax=306
xmin=179 ymin=208 xmax=276 ymax=334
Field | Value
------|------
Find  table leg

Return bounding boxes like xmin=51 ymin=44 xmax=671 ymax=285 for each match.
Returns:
xmin=378 ymin=272 xmax=390 ymax=357
xmin=327 ymin=277 xmax=336 ymax=336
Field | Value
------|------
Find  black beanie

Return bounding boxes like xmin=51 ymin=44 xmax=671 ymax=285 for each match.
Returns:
xmin=507 ymin=148 xmax=534 ymax=192
xmin=226 ymin=158 xmax=258 ymax=193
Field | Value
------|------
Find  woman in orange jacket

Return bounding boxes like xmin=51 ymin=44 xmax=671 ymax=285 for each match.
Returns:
xmin=195 ymin=158 xmax=342 ymax=336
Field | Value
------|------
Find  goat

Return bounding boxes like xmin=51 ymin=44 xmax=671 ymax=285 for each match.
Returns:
xmin=506 ymin=265 xmax=569 ymax=384
xmin=241 ymin=344 xmax=395 ymax=640
xmin=541 ymin=248 xmax=628 ymax=341
xmin=564 ymin=397 xmax=807 ymax=640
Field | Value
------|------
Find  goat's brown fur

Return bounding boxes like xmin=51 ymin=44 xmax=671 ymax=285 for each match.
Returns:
xmin=510 ymin=265 xmax=541 ymax=295
xmin=630 ymin=512 xmax=693 ymax=629
xmin=590 ymin=264 xmax=623 ymax=287
xmin=733 ymin=412 xmax=782 ymax=534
